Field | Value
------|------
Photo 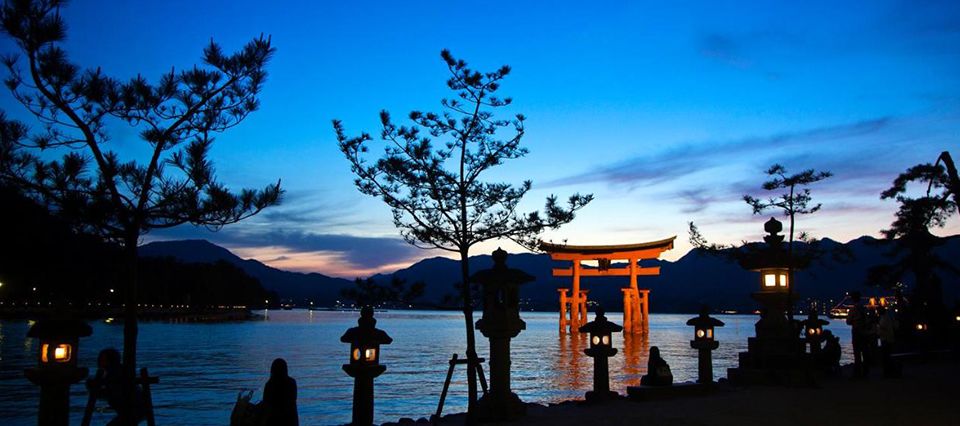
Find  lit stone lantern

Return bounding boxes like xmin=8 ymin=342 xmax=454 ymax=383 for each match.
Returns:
xmin=687 ymin=306 xmax=724 ymax=384
xmin=728 ymin=217 xmax=813 ymax=386
xmin=579 ymin=307 xmax=623 ymax=401
xmin=24 ymin=318 xmax=92 ymax=426
xmin=801 ymin=309 xmax=829 ymax=355
xmin=341 ymin=306 xmax=392 ymax=426
xmin=473 ymin=248 xmax=533 ymax=421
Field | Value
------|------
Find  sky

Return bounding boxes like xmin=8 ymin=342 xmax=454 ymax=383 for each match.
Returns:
xmin=1 ymin=0 xmax=958 ymax=278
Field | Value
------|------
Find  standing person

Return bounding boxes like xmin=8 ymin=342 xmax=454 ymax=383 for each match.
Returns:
xmin=262 ymin=358 xmax=299 ymax=426
xmin=877 ymin=306 xmax=900 ymax=377
xmin=845 ymin=291 xmax=869 ymax=378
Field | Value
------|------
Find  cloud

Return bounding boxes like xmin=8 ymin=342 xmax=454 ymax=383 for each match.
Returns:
xmin=544 ymin=117 xmax=895 ymax=190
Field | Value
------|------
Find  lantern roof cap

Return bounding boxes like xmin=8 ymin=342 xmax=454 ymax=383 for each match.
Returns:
xmin=27 ymin=318 xmax=92 ymax=339
xmin=686 ymin=313 xmax=725 ymax=327
xmin=578 ymin=307 xmax=623 ymax=334
xmin=802 ymin=311 xmax=830 ymax=327
xmin=340 ymin=306 xmax=393 ymax=345
xmin=471 ymin=248 xmax=534 ymax=286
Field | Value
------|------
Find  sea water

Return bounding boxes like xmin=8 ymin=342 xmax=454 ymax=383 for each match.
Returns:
xmin=0 ymin=311 xmax=853 ymax=425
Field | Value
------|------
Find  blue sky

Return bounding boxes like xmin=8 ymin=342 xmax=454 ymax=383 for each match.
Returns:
xmin=1 ymin=0 xmax=958 ymax=277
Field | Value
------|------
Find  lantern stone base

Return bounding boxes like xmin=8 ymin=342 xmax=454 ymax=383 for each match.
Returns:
xmin=726 ymin=336 xmax=816 ymax=386
xmin=476 ymin=390 xmax=526 ymax=421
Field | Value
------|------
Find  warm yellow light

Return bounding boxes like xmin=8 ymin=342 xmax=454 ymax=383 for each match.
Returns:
xmin=591 ymin=336 xmax=600 ymax=345
xmin=955 ymin=315 xmax=960 ymax=322
xmin=364 ymin=348 xmax=376 ymax=361
xmin=54 ymin=344 xmax=70 ymax=361
xmin=601 ymin=335 xmax=610 ymax=345
xmin=696 ymin=329 xmax=706 ymax=338
xmin=41 ymin=343 xmax=71 ymax=363
xmin=778 ymin=274 xmax=787 ymax=287
xmin=764 ymin=274 xmax=776 ymax=287
xmin=807 ymin=328 xmax=815 ymax=335
xmin=915 ymin=323 xmax=927 ymax=331
xmin=352 ymin=348 xmax=360 ymax=361
xmin=706 ymin=329 xmax=713 ymax=339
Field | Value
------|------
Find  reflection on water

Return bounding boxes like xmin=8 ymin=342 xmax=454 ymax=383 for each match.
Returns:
xmin=0 ymin=311 xmax=853 ymax=425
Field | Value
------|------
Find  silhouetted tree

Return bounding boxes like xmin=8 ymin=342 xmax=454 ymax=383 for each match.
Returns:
xmin=340 ymin=276 xmax=425 ymax=308
xmin=0 ymin=0 xmax=281 ymax=408
xmin=334 ymin=50 xmax=591 ymax=416
xmin=870 ymin=151 xmax=960 ymax=319
xmin=743 ymin=164 xmax=831 ymax=319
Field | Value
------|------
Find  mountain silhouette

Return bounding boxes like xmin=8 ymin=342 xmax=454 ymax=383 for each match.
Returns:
xmin=141 ymin=236 xmax=960 ymax=311
xmin=139 ymin=240 xmax=354 ymax=302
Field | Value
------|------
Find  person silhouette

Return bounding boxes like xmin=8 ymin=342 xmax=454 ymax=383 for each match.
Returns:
xmin=640 ymin=346 xmax=673 ymax=386
xmin=846 ymin=291 xmax=869 ymax=378
xmin=819 ymin=330 xmax=841 ymax=375
xmin=261 ymin=358 xmax=299 ymax=425
xmin=86 ymin=348 xmax=144 ymax=425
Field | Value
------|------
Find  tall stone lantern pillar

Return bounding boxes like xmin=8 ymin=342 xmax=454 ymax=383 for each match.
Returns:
xmin=728 ymin=217 xmax=814 ymax=385
xmin=473 ymin=248 xmax=533 ymax=421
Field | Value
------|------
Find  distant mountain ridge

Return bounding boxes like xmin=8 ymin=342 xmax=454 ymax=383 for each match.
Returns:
xmin=141 ymin=236 xmax=960 ymax=311
xmin=139 ymin=239 xmax=354 ymax=301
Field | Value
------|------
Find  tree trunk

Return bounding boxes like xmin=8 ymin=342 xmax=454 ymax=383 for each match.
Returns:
xmin=938 ymin=151 xmax=960 ymax=209
xmin=122 ymin=234 xmax=140 ymax=424
xmin=787 ymin=186 xmax=796 ymax=322
xmin=459 ymin=249 xmax=479 ymax=423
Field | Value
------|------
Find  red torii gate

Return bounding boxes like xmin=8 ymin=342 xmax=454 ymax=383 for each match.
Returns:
xmin=541 ymin=237 xmax=675 ymax=334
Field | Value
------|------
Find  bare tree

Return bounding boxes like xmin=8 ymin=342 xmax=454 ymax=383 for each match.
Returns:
xmin=334 ymin=50 xmax=591 ymax=417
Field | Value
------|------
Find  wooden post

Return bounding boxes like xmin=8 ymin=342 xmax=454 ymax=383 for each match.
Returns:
xmin=579 ymin=290 xmax=589 ymax=325
xmin=571 ymin=261 xmax=581 ymax=330
xmin=558 ymin=289 xmax=569 ymax=333
xmin=622 ymin=289 xmax=633 ymax=333
xmin=641 ymin=290 xmax=650 ymax=333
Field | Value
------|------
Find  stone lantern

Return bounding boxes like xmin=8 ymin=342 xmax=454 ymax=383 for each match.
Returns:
xmin=24 ymin=318 xmax=92 ymax=426
xmin=579 ymin=307 xmax=623 ymax=401
xmin=686 ymin=306 xmax=724 ymax=384
xmin=473 ymin=248 xmax=533 ymax=421
xmin=341 ymin=306 xmax=392 ymax=426
xmin=728 ymin=218 xmax=814 ymax=386
xmin=801 ymin=309 xmax=829 ymax=355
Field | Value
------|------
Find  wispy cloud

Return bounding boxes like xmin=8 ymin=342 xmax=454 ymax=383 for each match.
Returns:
xmin=544 ymin=116 xmax=895 ymax=190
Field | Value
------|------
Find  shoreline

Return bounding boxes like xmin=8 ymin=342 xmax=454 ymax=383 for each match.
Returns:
xmin=390 ymin=357 xmax=958 ymax=426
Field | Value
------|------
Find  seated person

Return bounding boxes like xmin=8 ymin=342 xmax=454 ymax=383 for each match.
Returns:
xmin=640 ymin=346 xmax=673 ymax=386
xmin=86 ymin=348 xmax=145 ymax=426
xmin=819 ymin=330 xmax=842 ymax=374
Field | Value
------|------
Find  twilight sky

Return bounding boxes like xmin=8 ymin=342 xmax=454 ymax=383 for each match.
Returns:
xmin=1 ymin=0 xmax=958 ymax=278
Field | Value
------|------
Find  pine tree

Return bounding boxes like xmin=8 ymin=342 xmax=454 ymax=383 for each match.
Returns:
xmin=334 ymin=50 xmax=591 ymax=417
xmin=0 ymin=0 xmax=281 ymax=410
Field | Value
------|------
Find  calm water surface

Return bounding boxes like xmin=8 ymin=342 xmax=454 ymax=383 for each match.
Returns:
xmin=0 ymin=310 xmax=853 ymax=425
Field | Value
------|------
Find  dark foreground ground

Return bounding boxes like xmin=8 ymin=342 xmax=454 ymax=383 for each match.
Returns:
xmin=395 ymin=357 xmax=958 ymax=426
